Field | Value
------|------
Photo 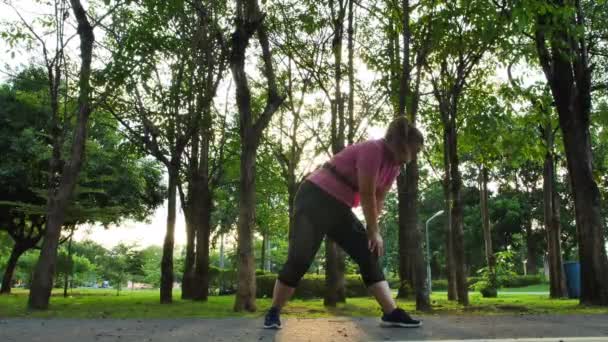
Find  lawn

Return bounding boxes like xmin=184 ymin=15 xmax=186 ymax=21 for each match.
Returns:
xmin=1 ymin=287 xmax=606 ymax=319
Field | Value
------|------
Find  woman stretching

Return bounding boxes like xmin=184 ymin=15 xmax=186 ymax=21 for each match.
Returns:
xmin=263 ymin=116 xmax=424 ymax=329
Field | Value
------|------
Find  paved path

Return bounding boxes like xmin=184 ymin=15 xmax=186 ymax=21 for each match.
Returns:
xmin=1 ymin=314 xmax=607 ymax=342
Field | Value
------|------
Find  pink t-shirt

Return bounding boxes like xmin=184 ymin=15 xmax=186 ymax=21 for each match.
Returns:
xmin=307 ymin=139 xmax=401 ymax=207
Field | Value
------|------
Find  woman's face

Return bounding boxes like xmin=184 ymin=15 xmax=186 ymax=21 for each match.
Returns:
xmin=393 ymin=141 xmax=421 ymax=164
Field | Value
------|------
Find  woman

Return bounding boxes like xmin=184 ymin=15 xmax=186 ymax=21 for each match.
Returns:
xmin=264 ymin=116 xmax=424 ymax=329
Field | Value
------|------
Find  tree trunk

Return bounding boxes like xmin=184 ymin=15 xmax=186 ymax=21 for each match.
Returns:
xmin=347 ymin=0 xmax=355 ymax=145
xmin=219 ymin=234 xmax=225 ymax=269
xmin=0 ymin=244 xmax=26 ymax=294
xmin=443 ymin=127 xmax=457 ymax=301
xmin=560 ymin=123 xmax=608 ymax=304
xmin=231 ymin=0 xmax=284 ymax=312
xmin=63 ymin=230 xmax=74 ymax=298
xmin=181 ymin=214 xmax=196 ymax=299
xmin=324 ymin=0 xmax=347 ymax=307
xmin=479 ymin=166 xmax=496 ymax=274
xmin=397 ymin=163 xmax=430 ymax=310
xmin=28 ymin=0 xmax=94 ymax=310
xmin=396 ymin=0 xmax=413 ymax=298
xmin=193 ymin=187 xmax=211 ymax=301
xmin=397 ymin=173 xmax=414 ymax=299
xmin=160 ymin=166 xmax=178 ymax=304
xmin=324 ymin=239 xmax=346 ymax=306
xmin=525 ymin=220 xmax=538 ymax=275
xmin=544 ymin=142 xmax=567 ymax=297
xmin=234 ymin=145 xmax=257 ymax=312
xmin=260 ymin=231 xmax=266 ymax=272
xmin=394 ymin=0 xmax=430 ymax=310
xmin=448 ymin=115 xmax=468 ymax=306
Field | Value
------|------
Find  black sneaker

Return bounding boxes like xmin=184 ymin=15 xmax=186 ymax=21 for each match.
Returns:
xmin=263 ymin=307 xmax=282 ymax=329
xmin=380 ymin=308 xmax=422 ymax=328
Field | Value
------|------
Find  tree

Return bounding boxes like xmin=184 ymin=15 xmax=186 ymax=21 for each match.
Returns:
xmin=103 ymin=0 xmax=206 ymax=303
xmin=100 ymin=244 xmax=138 ymax=296
xmin=0 ymin=67 xmax=165 ymax=294
xmin=23 ymin=0 xmax=96 ymax=310
xmin=525 ymin=0 xmax=608 ymax=305
xmin=230 ymin=0 xmax=285 ymax=312
xmin=425 ymin=0 xmax=507 ymax=305
xmin=502 ymin=76 xmax=568 ymax=297
xmin=459 ymin=82 xmax=513 ymax=296
xmin=177 ymin=0 xmax=229 ymax=301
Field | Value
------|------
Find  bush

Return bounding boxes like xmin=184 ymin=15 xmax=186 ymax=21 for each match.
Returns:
xmin=209 ymin=267 xmax=238 ymax=295
xmin=432 ymin=279 xmax=448 ymax=291
xmin=256 ymin=274 xmax=370 ymax=299
xmin=502 ymin=274 xmax=545 ymax=288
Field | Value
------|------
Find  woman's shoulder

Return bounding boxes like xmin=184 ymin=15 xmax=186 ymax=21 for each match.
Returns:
xmin=352 ymin=139 xmax=383 ymax=151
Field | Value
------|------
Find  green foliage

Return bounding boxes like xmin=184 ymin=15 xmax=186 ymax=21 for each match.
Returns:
xmin=256 ymin=274 xmax=371 ymax=299
xmin=140 ymin=246 xmax=163 ymax=287
xmin=472 ymin=250 xmax=518 ymax=297
xmin=98 ymin=244 xmax=139 ymax=295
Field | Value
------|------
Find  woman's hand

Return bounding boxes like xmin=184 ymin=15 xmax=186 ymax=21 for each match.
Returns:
xmin=367 ymin=231 xmax=384 ymax=257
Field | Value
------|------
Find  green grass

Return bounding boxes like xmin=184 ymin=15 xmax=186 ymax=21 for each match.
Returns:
xmin=1 ymin=288 xmax=606 ymax=319
xmin=499 ymin=284 xmax=550 ymax=292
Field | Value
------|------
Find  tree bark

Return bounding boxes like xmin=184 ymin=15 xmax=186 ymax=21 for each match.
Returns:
xmin=63 ymin=229 xmax=74 ymax=298
xmin=181 ymin=213 xmax=196 ymax=299
xmin=447 ymin=114 xmax=468 ymax=306
xmin=193 ymin=186 xmax=211 ymax=301
xmin=160 ymin=166 xmax=178 ymax=304
xmin=395 ymin=0 xmax=430 ymax=311
xmin=192 ymin=108 xmax=213 ymax=301
xmin=544 ymin=139 xmax=567 ymax=297
xmin=324 ymin=0 xmax=347 ymax=307
xmin=324 ymin=240 xmax=346 ymax=306
xmin=443 ymin=118 xmax=457 ymax=301
xmin=0 ymin=244 xmax=26 ymax=294
xmin=260 ymin=231 xmax=267 ymax=272
xmin=234 ymin=145 xmax=258 ymax=311
xmin=28 ymin=0 xmax=94 ymax=310
xmin=347 ymin=0 xmax=355 ymax=145
xmin=525 ymin=219 xmax=538 ymax=275
xmin=479 ymin=166 xmax=496 ymax=274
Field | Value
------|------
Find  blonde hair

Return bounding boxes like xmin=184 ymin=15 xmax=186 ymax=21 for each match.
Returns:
xmin=385 ymin=116 xmax=424 ymax=149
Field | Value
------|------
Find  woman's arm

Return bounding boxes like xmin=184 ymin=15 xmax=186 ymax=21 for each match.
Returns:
xmin=376 ymin=187 xmax=388 ymax=216
xmin=358 ymin=171 xmax=383 ymax=255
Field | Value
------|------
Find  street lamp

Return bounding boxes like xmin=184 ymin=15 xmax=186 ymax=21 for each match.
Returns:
xmin=425 ymin=210 xmax=444 ymax=294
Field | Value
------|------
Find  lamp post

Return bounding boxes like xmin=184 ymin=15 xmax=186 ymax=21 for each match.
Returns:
xmin=425 ymin=210 xmax=444 ymax=294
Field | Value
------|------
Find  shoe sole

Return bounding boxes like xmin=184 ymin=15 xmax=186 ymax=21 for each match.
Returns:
xmin=263 ymin=323 xmax=282 ymax=329
xmin=380 ymin=321 xmax=423 ymax=328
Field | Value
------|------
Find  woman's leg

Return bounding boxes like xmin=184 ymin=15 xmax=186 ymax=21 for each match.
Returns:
xmin=368 ymin=281 xmax=397 ymax=314
xmin=270 ymin=279 xmax=296 ymax=310
xmin=327 ymin=213 xmax=395 ymax=313
xmin=274 ymin=213 xmax=325 ymax=310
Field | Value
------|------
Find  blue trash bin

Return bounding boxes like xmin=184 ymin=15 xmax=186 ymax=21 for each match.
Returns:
xmin=563 ymin=261 xmax=581 ymax=299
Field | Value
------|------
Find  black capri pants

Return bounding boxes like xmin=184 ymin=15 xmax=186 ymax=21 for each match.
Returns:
xmin=277 ymin=181 xmax=385 ymax=287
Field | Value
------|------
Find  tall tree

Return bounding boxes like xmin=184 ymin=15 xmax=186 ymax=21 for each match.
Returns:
xmin=103 ymin=0 xmax=214 ymax=303
xmin=426 ymin=0 xmax=507 ymax=305
xmin=178 ymin=0 xmax=229 ymax=301
xmin=230 ymin=0 xmax=285 ymax=312
xmin=24 ymin=0 xmax=96 ymax=310
xmin=393 ymin=0 xmax=433 ymax=311
xmin=504 ymin=74 xmax=569 ymax=297
xmin=355 ymin=0 xmax=434 ymax=309
xmin=527 ymin=0 xmax=608 ymax=305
